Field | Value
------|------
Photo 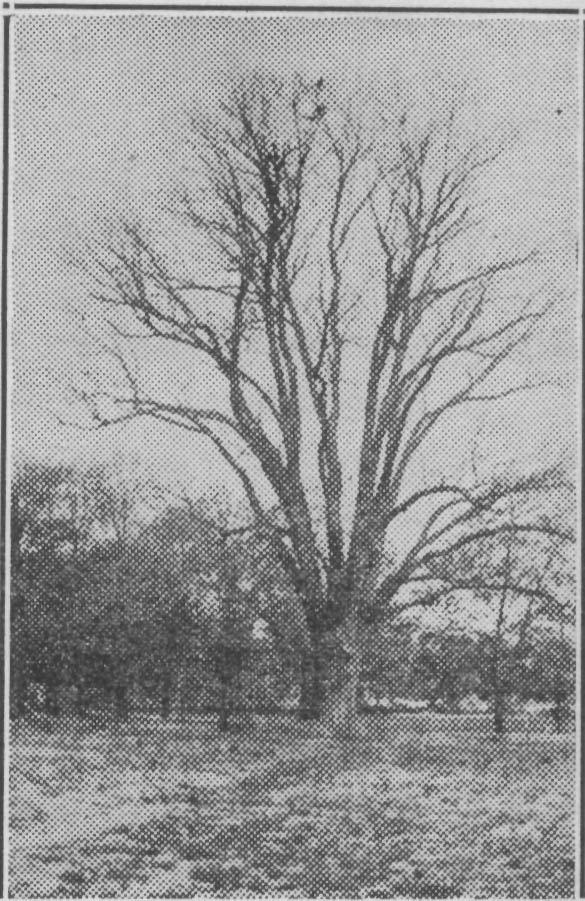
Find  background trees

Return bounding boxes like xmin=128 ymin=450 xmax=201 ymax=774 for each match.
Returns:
xmin=10 ymin=463 xmax=186 ymax=719
xmin=401 ymin=479 xmax=576 ymax=733
xmin=9 ymin=460 xmax=575 ymax=734
xmin=71 ymin=74 xmax=570 ymax=723
xmin=9 ymin=463 xmax=302 ymax=725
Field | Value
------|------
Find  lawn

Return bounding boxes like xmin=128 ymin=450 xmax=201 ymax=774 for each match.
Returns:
xmin=9 ymin=713 xmax=575 ymax=899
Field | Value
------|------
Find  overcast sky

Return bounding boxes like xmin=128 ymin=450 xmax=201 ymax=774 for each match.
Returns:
xmin=11 ymin=12 xmax=579 ymax=506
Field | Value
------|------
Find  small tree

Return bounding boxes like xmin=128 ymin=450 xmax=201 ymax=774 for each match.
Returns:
xmin=413 ymin=627 xmax=480 ymax=710
xmin=360 ymin=620 xmax=415 ymax=702
xmin=521 ymin=623 xmax=575 ymax=732
xmin=401 ymin=483 xmax=575 ymax=734
xmin=10 ymin=464 xmax=192 ymax=721
xmin=10 ymin=463 xmax=85 ymax=718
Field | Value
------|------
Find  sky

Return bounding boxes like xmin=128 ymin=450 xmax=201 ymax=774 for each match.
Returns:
xmin=10 ymin=11 xmax=580 ymax=520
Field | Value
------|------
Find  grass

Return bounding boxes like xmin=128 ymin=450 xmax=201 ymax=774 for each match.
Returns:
xmin=9 ymin=713 xmax=575 ymax=898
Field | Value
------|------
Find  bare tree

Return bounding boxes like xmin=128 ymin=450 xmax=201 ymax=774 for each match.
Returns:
xmin=396 ymin=487 xmax=575 ymax=735
xmin=72 ymin=75 xmax=571 ymax=723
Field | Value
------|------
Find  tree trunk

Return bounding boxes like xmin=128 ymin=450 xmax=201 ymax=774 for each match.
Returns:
xmin=298 ymin=628 xmax=327 ymax=721
xmin=114 ymin=684 xmax=128 ymax=721
xmin=298 ymin=601 xmax=364 ymax=727
xmin=345 ymin=611 xmax=361 ymax=725
xmin=324 ymin=610 xmax=362 ymax=736
xmin=492 ymin=552 xmax=509 ymax=738
xmin=177 ymin=666 xmax=188 ymax=723
xmin=493 ymin=692 xmax=505 ymax=736
xmin=218 ymin=682 xmax=230 ymax=733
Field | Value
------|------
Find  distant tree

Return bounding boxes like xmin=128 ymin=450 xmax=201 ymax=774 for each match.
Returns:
xmin=10 ymin=463 xmax=81 ymax=718
xmin=402 ymin=485 xmax=575 ymax=734
xmin=360 ymin=620 xmax=417 ymax=701
xmin=520 ymin=623 xmax=575 ymax=731
xmin=412 ymin=628 xmax=480 ymax=709
xmin=9 ymin=464 xmax=179 ymax=720
xmin=142 ymin=494 xmax=310 ymax=727
xmin=210 ymin=525 xmax=271 ymax=732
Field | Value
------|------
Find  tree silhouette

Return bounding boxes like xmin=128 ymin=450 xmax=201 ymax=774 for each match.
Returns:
xmin=73 ymin=74 xmax=571 ymax=723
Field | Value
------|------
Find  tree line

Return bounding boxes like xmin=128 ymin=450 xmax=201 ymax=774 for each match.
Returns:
xmin=9 ymin=462 xmax=574 ymax=735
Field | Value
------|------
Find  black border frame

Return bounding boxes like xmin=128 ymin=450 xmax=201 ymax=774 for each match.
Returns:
xmin=0 ymin=13 xmax=9 ymax=899
xmin=0 ymin=5 xmax=582 ymax=899
xmin=7 ymin=4 xmax=582 ymax=11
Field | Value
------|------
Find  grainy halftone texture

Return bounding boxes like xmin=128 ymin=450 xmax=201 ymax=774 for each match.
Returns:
xmin=9 ymin=11 xmax=578 ymax=900
xmin=10 ymin=716 xmax=577 ymax=898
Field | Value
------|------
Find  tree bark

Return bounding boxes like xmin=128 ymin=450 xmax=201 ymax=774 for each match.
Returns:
xmin=298 ymin=582 xmax=366 ymax=725
xmin=298 ymin=628 xmax=327 ymax=721
xmin=344 ymin=612 xmax=362 ymax=731
xmin=297 ymin=606 xmax=364 ymax=731
xmin=323 ymin=610 xmax=362 ymax=736
xmin=492 ymin=636 xmax=506 ymax=736
xmin=492 ymin=544 xmax=510 ymax=737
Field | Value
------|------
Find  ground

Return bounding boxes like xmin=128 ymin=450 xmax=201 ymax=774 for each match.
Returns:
xmin=9 ymin=713 xmax=575 ymax=899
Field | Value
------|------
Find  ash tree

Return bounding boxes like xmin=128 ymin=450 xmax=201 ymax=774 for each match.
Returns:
xmin=74 ymin=75 xmax=570 ymax=723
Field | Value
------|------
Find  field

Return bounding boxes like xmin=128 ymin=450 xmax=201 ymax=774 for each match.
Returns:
xmin=9 ymin=713 xmax=575 ymax=899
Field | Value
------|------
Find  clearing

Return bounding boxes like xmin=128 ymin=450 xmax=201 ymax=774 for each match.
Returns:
xmin=9 ymin=713 xmax=575 ymax=898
